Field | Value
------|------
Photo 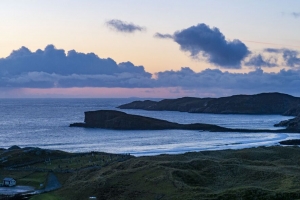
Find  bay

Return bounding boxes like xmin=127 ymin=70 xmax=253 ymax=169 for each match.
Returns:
xmin=0 ymin=98 xmax=297 ymax=156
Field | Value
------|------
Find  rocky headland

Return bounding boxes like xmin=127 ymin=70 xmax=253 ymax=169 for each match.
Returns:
xmin=275 ymin=115 xmax=300 ymax=129
xmin=70 ymin=110 xmax=228 ymax=131
xmin=70 ymin=110 xmax=300 ymax=133
xmin=118 ymin=92 xmax=300 ymax=116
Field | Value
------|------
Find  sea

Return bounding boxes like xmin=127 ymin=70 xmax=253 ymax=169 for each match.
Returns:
xmin=0 ymin=98 xmax=298 ymax=156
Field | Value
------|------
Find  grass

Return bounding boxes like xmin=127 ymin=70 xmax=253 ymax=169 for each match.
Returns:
xmin=17 ymin=172 xmax=47 ymax=189
xmin=29 ymin=193 xmax=63 ymax=200
xmin=2 ymin=146 xmax=300 ymax=199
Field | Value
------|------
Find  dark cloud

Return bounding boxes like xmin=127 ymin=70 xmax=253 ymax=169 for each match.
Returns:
xmin=173 ymin=23 xmax=250 ymax=68
xmin=245 ymin=54 xmax=278 ymax=68
xmin=106 ymin=19 xmax=145 ymax=33
xmin=264 ymin=48 xmax=300 ymax=67
xmin=154 ymin=67 xmax=300 ymax=95
xmin=154 ymin=33 xmax=173 ymax=39
xmin=282 ymin=49 xmax=300 ymax=67
xmin=0 ymin=45 xmax=152 ymax=88
xmin=2 ymin=45 xmax=300 ymax=97
xmin=1 ymin=72 xmax=153 ymax=88
xmin=0 ymin=45 xmax=151 ymax=76
xmin=264 ymin=48 xmax=281 ymax=53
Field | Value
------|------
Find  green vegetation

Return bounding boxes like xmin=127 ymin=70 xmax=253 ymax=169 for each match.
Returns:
xmin=1 ymin=146 xmax=300 ymax=199
xmin=30 ymin=193 xmax=62 ymax=200
xmin=17 ymin=172 xmax=47 ymax=189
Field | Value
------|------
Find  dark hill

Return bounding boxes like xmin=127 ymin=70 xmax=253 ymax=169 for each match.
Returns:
xmin=118 ymin=92 xmax=300 ymax=116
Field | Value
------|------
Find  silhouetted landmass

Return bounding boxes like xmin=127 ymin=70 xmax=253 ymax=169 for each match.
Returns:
xmin=275 ymin=115 xmax=300 ymax=130
xmin=70 ymin=110 xmax=300 ymax=133
xmin=70 ymin=110 xmax=227 ymax=131
xmin=279 ymin=139 xmax=300 ymax=145
xmin=118 ymin=92 xmax=300 ymax=116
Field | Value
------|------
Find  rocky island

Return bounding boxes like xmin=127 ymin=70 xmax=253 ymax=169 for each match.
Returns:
xmin=70 ymin=110 xmax=300 ymax=133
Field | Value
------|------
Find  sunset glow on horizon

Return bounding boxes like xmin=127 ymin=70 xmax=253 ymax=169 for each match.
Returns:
xmin=1 ymin=1 xmax=300 ymax=98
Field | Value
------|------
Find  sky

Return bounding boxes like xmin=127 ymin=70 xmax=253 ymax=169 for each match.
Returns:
xmin=0 ymin=0 xmax=300 ymax=98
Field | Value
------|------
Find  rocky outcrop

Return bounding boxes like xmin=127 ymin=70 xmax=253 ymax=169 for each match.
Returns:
xmin=279 ymin=139 xmax=300 ymax=145
xmin=70 ymin=110 xmax=300 ymax=133
xmin=118 ymin=93 xmax=300 ymax=116
xmin=70 ymin=110 xmax=226 ymax=131
xmin=274 ymin=115 xmax=300 ymax=130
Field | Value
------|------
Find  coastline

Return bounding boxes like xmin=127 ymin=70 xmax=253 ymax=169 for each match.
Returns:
xmin=1 ymin=98 xmax=297 ymax=156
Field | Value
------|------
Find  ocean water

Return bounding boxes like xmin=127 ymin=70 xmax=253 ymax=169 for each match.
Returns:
xmin=0 ymin=98 xmax=298 ymax=156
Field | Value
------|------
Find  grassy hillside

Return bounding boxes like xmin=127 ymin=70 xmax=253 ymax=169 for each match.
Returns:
xmin=1 ymin=146 xmax=300 ymax=199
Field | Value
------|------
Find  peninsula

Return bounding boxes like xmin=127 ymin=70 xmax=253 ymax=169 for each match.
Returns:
xmin=70 ymin=110 xmax=300 ymax=133
xmin=118 ymin=92 xmax=300 ymax=116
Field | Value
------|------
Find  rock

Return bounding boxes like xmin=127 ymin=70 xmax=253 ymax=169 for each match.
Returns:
xmin=8 ymin=145 xmax=21 ymax=150
xmin=279 ymin=139 xmax=300 ymax=145
xmin=70 ymin=110 xmax=300 ymax=133
xmin=274 ymin=115 xmax=300 ymax=130
xmin=70 ymin=110 xmax=224 ymax=131
xmin=118 ymin=92 xmax=300 ymax=116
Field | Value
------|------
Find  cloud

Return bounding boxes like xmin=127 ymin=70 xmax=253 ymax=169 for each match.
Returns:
xmin=154 ymin=67 xmax=300 ymax=95
xmin=0 ymin=45 xmax=151 ymax=76
xmin=154 ymin=33 xmax=173 ymax=39
xmin=105 ymin=19 xmax=145 ymax=33
xmin=0 ymin=45 xmax=152 ymax=88
xmin=291 ymin=12 xmax=300 ymax=18
xmin=2 ymin=72 xmax=153 ymax=88
xmin=282 ymin=49 xmax=300 ymax=67
xmin=281 ymin=12 xmax=300 ymax=18
xmin=244 ymin=54 xmax=278 ymax=68
xmin=264 ymin=48 xmax=281 ymax=53
xmin=173 ymin=23 xmax=250 ymax=68
xmin=264 ymin=48 xmax=300 ymax=67
xmin=2 ymin=45 xmax=300 ymax=97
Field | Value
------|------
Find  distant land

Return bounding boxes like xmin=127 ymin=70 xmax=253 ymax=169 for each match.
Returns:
xmin=118 ymin=92 xmax=300 ymax=116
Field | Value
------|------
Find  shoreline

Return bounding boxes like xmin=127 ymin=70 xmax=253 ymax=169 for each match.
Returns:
xmin=2 ymin=136 xmax=300 ymax=157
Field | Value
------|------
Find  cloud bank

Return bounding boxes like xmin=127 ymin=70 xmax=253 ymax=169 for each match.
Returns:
xmin=0 ymin=45 xmax=151 ymax=88
xmin=106 ymin=19 xmax=145 ymax=33
xmin=1 ymin=45 xmax=300 ymax=97
xmin=155 ymin=67 xmax=300 ymax=95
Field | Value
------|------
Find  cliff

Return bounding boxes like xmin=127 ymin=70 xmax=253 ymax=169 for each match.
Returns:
xmin=118 ymin=92 xmax=300 ymax=116
xmin=70 ymin=110 xmax=300 ymax=133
